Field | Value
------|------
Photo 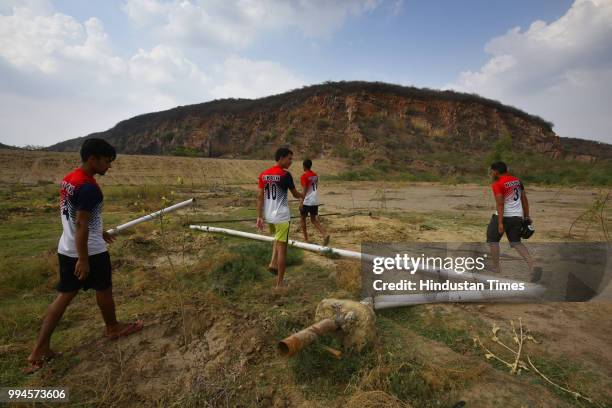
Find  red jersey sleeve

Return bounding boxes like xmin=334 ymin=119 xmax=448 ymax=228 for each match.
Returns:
xmin=491 ymin=180 xmax=503 ymax=196
xmin=300 ymin=173 xmax=308 ymax=188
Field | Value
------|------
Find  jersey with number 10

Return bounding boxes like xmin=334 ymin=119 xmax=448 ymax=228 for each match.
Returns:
xmin=301 ymin=170 xmax=320 ymax=206
xmin=258 ymin=165 xmax=295 ymax=224
xmin=491 ymin=174 xmax=524 ymax=217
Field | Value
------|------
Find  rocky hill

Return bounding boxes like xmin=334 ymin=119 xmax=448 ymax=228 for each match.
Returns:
xmin=48 ymin=81 xmax=611 ymax=165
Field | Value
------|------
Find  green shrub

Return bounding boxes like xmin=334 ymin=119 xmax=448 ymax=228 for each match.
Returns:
xmin=349 ymin=151 xmax=365 ymax=165
xmin=172 ymin=146 xmax=200 ymax=157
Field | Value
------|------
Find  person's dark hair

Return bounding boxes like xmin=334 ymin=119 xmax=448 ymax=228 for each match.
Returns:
xmin=303 ymin=159 xmax=312 ymax=169
xmin=275 ymin=147 xmax=293 ymax=161
xmin=490 ymin=161 xmax=508 ymax=174
xmin=80 ymin=138 xmax=116 ymax=162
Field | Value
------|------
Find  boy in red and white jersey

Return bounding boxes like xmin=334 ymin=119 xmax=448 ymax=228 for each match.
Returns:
xmin=256 ymin=147 xmax=303 ymax=289
xmin=299 ymin=159 xmax=329 ymax=245
xmin=487 ymin=161 xmax=541 ymax=282
xmin=24 ymin=139 xmax=143 ymax=374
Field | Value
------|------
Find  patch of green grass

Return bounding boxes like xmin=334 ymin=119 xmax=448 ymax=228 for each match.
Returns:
xmin=209 ymin=242 xmax=303 ymax=295
xmin=0 ymin=215 xmax=60 ymax=297
xmin=290 ymin=335 xmax=375 ymax=395
xmin=331 ymin=149 xmax=612 ymax=186
xmin=378 ymin=306 xmax=480 ymax=354
xmin=387 ymin=360 xmax=437 ymax=404
xmin=172 ymin=146 xmax=200 ymax=157
xmin=373 ymin=312 xmax=473 ymax=407
xmin=0 ymin=350 xmax=29 ymax=387
xmin=523 ymin=355 xmax=607 ymax=407
xmin=266 ymin=308 xmax=310 ymax=340
xmin=103 ymin=184 xmax=175 ymax=204
xmin=0 ymin=296 xmax=54 ymax=344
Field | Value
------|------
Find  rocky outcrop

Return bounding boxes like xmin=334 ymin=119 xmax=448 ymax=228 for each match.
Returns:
xmin=48 ymin=81 xmax=608 ymax=163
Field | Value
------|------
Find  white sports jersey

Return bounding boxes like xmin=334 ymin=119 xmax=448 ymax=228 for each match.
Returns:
xmin=492 ymin=174 xmax=524 ymax=217
xmin=258 ymin=165 xmax=295 ymax=224
xmin=301 ymin=170 xmax=320 ymax=206
xmin=58 ymin=168 xmax=107 ymax=257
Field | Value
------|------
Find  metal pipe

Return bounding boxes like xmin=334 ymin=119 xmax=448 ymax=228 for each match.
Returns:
xmin=189 ymin=225 xmax=529 ymax=286
xmin=190 ymin=224 xmax=369 ymax=260
xmin=369 ymin=285 xmax=546 ymax=310
xmin=107 ymin=198 xmax=195 ymax=235
xmin=278 ymin=318 xmax=338 ymax=356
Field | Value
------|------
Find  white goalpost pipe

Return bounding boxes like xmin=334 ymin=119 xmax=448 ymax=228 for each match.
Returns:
xmin=189 ymin=225 xmax=537 ymax=288
xmin=189 ymin=224 xmax=371 ymax=260
xmin=369 ymin=285 xmax=546 ymax=310
xmin=107 ymin=198 xmax=195 ymax=235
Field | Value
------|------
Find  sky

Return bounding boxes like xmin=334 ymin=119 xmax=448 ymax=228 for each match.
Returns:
xmin=0 ymin=0 xmax=610 ymax=147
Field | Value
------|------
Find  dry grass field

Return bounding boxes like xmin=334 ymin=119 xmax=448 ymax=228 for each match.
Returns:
xmin=0 ymin=149 xmax=610 ymax=407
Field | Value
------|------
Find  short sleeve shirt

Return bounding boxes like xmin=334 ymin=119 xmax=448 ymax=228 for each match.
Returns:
xmin=491 ymin=174 xmax=524 ymax=217
xmin=300 ymin=170 xmax=320 ymax=206
xmin=58 ymin=168 xmax=106 ymax=257
xmin=258 ymin=165 xmax=295 ymax=223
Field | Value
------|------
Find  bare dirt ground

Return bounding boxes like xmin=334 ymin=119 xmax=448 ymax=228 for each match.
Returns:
xmin=0 ymin=149 xmax=347 ymax=186
xmin=1 ymin=150 xmax=610 ymax=407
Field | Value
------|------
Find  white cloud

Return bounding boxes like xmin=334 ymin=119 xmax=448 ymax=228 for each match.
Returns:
xmin=0 ymin=7 xmax=126 ymax=79
xmin=0 ymin=2 xmax=306 ymax=146
xmin=210 ymin=55 xmax=304 ymax=99
xmin=0 ymin=0 xmax=52 ymax=15
xmin=449 ymin=0 xmax=612 ymax=143
xmin=121 ymin=0 xmax=384 ymax=49
xmin=129 ymin=45 xmax=206 ymax=85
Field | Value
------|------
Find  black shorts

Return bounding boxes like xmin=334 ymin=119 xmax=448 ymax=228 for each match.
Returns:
xmin=300 ymin=205 xmax=319 ymax=217
xmin=57 ymin=251 xmax=112 ymax=292
xmin=487 ymin=215 xmax=523 ymax=243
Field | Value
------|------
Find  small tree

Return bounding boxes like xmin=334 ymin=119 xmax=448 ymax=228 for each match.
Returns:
xmin=487 ymin=133 xmax=513 ymax=163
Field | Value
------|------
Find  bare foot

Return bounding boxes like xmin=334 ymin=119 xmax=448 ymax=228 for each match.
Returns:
xmin=23 ymin=349 xmax=62 ymax=374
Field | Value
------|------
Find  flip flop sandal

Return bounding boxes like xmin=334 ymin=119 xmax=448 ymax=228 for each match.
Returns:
xmin=107 ymin=320 xmax=144 ymax=340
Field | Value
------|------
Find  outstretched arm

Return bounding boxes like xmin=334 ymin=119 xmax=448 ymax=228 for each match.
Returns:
xmin=290 ymin=187 xmax=303 ymax=200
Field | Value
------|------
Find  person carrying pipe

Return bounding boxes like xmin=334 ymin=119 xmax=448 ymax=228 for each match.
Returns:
xmin=299 ymin=159 xmax=330 ymax=245
xmin=487 ymin=161 xmax=542 ymax=283
xmin=24 ymin=139 xmax=143 ymax=374
xmin=256 ymin=147 xmax=303 ymax=290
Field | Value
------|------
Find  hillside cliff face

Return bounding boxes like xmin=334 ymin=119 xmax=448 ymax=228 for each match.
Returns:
xmin=48 ymin=81 xmax=610 ymax=163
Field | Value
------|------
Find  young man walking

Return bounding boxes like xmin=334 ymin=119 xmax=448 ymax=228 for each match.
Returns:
xmin=256 ymin=147 xmax=303 ymax=289
xmin=487 ymin=161 xmax=541 ymax=282
xmin=299 ymin=159 xmax=330 ymax=245
xmin=24 ymin=138 xmax=143 ymax=374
